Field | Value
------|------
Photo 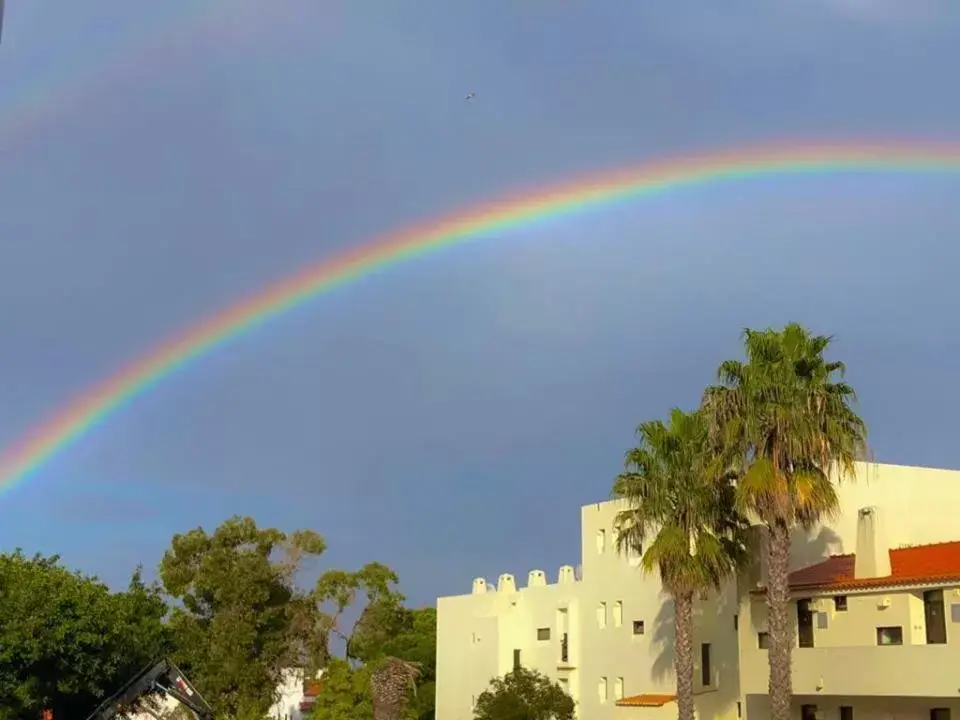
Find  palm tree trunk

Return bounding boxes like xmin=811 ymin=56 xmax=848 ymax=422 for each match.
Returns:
xmin=673 ymin=591 xmax=696 ymax=720
xmin=766 ymin=521 xmax=793 ymax=720
xmin=372 ymin=699 xmax=399 ymax=720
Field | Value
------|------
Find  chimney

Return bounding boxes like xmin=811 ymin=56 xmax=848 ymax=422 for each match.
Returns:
xmin=854 ymin=506 xmax=891 ymax=579
xmin=497 ymin=574 xmax=516 ymax=593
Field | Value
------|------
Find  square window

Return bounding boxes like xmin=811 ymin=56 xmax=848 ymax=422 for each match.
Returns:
xmin=757 ymin=631 xmax=770 ymax=649
xmin=632 ymin=620 xmax=645 ymax=635
xmin=840 ymin=707 xmax=853 ymax=720
xmin=834 ymin=595 xmax=848 ymax=611
xmin=931 ymin=710 xmax=951 ymax=720
xmin=950 ymin=603 xmax=960 ymax=623
xmin=537 ymin=627 xmax=550 ymax=641
xmin=876 ymin=626 xmax=903 ymax=646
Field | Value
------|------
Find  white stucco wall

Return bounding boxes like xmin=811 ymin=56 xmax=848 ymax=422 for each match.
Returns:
xmin=738 ymin=461 xmax=960 ymax=719
xmin=436 ymin=500 xmax=741 ymax=720
xmin=437 ymin=462 xmax=960 ymax=720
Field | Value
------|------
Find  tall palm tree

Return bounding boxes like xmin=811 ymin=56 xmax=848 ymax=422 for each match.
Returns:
xmin=612 ymin=408 xmax=747 ymax=720
xmin=701 ymin=323 xmax=867 ymax=720
xmin=369 ymin=656 xmax=422 ymax=720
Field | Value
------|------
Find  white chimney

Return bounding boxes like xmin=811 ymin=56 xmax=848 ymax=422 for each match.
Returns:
xmin=497 ymin=574 xmax=516 ymax=593
xmin=854 ymin=506 xmax=891 ymax=579
xmin=472 ymin=578 xmax=488 ymax=595
xmin=558 ymin=565 xmax=576 ymax=584
xmin=527 ymin=570 xmax=546 ymax=587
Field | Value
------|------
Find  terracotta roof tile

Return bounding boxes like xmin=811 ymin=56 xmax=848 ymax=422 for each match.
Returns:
xmin=785 ymin=540 xmax=960 ymax=592
xmin=615 ymin=694 xmax=676 ymax=708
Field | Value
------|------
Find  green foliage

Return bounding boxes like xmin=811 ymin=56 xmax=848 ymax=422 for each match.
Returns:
xmin=612 ymin=408 xmax=748 ymax=595
xmin=309 ymin=564 xmax=436 ymax=720
xmin=159 ymin=516 xmax=326 ymax=720
xmin=309 ymin=659 xmax=373 ymax=720
xmin=701 ymin=322 xmax=868 ymax=527
xmin=473 ymin=668 xmax=574 ymax=720
xmin=0 ymin=551 xmax=169 ymax=720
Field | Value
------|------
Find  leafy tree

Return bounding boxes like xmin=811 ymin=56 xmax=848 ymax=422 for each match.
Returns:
xmin=159 ymin=516 xmax=326 ymax=720
xmin=0 ymin=551 xmax=169 ymax=720
xmin=309 ymin=568 xmax=435 ymax=720
xmin=701 ymin=324 xmax=867 ymax=720
xmin=473 ymin=668 xmax=573 ymax=720
xmin=309 ymin=659 xmax=373 ymax=720
xmin=612 ymin=408 xmax=747 ymax=720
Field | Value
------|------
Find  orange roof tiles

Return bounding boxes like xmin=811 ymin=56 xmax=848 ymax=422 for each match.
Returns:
xmin=786 ymin=540 xmax=960 ymax=592
xmin=615 ymin=694 xmax=676 ymax=708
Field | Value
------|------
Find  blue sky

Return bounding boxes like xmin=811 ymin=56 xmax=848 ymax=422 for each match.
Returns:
xmin=1 ymin=0 xmax=959 ymax=606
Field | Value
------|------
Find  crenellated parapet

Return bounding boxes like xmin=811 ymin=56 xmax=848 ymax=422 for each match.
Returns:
xmin=470 ymin=565 xmax=580 ymax=594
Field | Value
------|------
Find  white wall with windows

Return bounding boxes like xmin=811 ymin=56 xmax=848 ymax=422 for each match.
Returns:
xmin=435 ymin=500 xmax=741 ymax=720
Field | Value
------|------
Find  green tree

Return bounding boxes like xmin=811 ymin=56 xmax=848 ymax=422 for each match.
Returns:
xmin=472 ymin=668 xmax=573 ymax=720
xmin=0 ymin=551 xmax=169 ymax=720
xmin=309 ymin=569 xmax=435 ymax=720
xmin=159 ymin=516 xmax=326 ymax=720
xmin=612 ymin=408 xmax=747 ymax=720
xmin=309 ymin=659 xmax=373 ymax=720
xmin=701 ymin=324 xmax=867 ymax=720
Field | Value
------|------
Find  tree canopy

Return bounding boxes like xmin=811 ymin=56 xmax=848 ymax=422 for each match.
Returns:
xmin=473 ymin=668 xmax=574 ymax=720
xmin=309 ymin=565 xmax=436 ymax=720
xmin=0 ymin=551 xmax=169 ymax=720
xmin=158 ymin=516 xmax=327 ymax=720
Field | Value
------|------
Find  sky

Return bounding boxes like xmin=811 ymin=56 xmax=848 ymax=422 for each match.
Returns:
xmin=1 ymin=0 xmax=960 ymax=606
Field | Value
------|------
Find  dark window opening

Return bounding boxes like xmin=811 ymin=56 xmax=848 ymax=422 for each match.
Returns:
xmin=700 ymin=643 xmax=711 ymax=687
xmin=537 ymin=627 xmax=550 ymax=641
xmin=733 ymin=614 xmax=739 ymax=631
xmin=736 ymin=701 xmax=742 ymax=718
xmin=757 ymin=632 xmax=770 ymax=649
xmin=632 ymin=620 xmax=645 ymax=635
xmin=560 ymin=633 xmax=569 ymax=663
xmin=876 ymin=626 xmax=903 ymax=646
xmin=800 ymin=705 xmax=817 ymax=720
xmin=513 ymin=649 xmax=521 ymax=669
xmin=797 ymin=599 xmax=815 ymax=648
xmin=834 ymin=595 xmax=848 ymax=611
xmin=931 ymin=710 xmax=951 ymax=720
xmin=924 ymin=590 xmax=947 ymax=645
xmin=840 ymin=706 xmax=853 ymax=720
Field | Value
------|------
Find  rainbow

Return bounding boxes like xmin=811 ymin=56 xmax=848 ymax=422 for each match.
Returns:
xmin=2 ymin=139 xmax=959 ymax=492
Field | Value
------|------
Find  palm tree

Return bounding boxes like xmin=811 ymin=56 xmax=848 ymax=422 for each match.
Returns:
xmin=701 ymin=323 xmax=867 ymax=720
xmin=612 ymin=408 xmax=747 ymax=720
xmin=369 ymin=656 xmax=422 ymax=720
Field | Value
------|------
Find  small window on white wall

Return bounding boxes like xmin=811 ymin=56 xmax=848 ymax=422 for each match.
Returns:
xmin=613 ymin=601 xmax=623 ymax=627
xmin=598 ymin=677 xmax=608 ymax=703
xmin=597 ymin=529 xmax=606 ymax=554
xmin=597 ymin=602 xmax=607 ymax=629
xmin=614 ymin=677 xmax=624 ymax=701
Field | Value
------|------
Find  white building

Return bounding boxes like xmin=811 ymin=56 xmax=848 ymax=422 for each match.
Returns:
xmin=436 ymin=462 xmax=960 ymax=720
xmin=436 ymin=500 xmax=741 ymax=720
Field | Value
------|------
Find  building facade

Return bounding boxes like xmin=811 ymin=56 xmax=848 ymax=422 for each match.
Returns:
xmin=436 ymin=500 xmax=742 ymax=720
xmin=435 ymin=462 xmax=960 ymax=720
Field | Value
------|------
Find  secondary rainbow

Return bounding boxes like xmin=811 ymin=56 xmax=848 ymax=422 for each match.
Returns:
xmin=2 ymin=139 xmax=959 ymax=492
